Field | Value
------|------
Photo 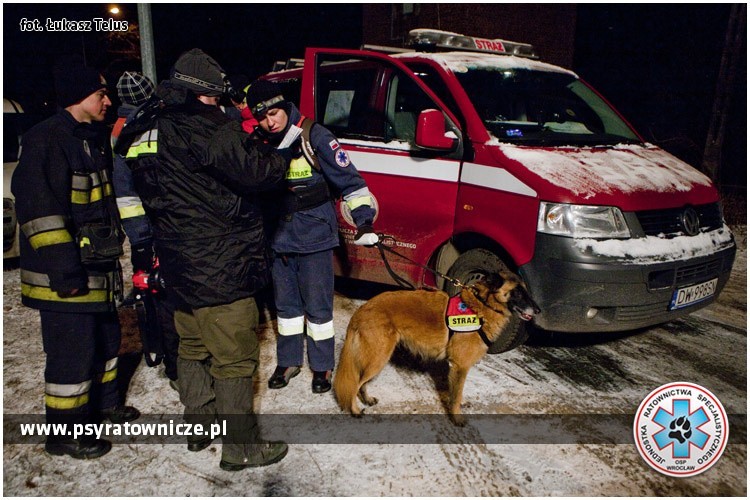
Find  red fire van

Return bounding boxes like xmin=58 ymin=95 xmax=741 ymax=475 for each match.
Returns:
xmin=263 ymin=29 xmax=736 ymax=352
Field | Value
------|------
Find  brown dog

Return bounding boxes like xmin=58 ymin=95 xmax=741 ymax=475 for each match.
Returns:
xmin=334 ymin=272 xmax=540 ymax=425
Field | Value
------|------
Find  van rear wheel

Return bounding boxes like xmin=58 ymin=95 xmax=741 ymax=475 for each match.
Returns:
xmin=444 ymin=249 xmax=529 ymax=354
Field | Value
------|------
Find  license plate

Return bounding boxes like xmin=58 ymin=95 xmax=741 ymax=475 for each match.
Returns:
xmin=669 ymin=278 xmax=718 ymax=310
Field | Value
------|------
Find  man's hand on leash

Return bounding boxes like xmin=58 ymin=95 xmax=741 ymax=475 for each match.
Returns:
xmin=353 ymin=225 xmax=379 ymax=246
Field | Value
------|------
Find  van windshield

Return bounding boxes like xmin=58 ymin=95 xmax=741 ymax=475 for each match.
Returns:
xmin=455 ymin=68 xmax=641 ymax=146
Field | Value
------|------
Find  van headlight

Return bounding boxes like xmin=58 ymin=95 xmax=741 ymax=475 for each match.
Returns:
xmin=537 ymin=202 xmax=631 ymax=238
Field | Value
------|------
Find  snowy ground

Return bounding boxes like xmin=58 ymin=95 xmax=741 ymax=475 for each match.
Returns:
xmin=2 ymin=227 xmax=746 ymax=496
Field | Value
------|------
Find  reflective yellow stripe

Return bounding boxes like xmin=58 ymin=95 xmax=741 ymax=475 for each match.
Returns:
xmin=45 ymin=393 xmax=89 ymax=410
xmin=306 ymin=320 xmax=335 ymax=341
xmin=126 ymin=140 xmax=158 ymax=159
xmin=21 ymin=283 xmax=109 ymax=303
xmin=89 ymin=186 xmax=103 ymax=203
xmin=286 ymin=157 xmax=313 ymax=180
xmin=346 ymin=196 xmax=372 ymax=211
xmin=28 ymin=229 xmax=74 ymax=250
xmin=118 ymin=204 xmax=146 ymax=220
xmin=99 ymin=367 xmax=117 ymax=384
xmin=71 ymin=190 xmax=89 ymax=205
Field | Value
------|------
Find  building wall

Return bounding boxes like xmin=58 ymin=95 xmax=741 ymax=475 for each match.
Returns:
xmin=362 ymin=3 xmax=576 ymax=69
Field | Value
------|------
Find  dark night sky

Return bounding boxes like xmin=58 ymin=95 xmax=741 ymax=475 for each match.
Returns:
xmin=3 ymin=3 xmax=745 ymax=189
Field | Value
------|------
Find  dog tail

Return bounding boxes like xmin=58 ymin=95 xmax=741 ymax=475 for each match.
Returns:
xmin=334 ymin=325 xmax=362 ymax=415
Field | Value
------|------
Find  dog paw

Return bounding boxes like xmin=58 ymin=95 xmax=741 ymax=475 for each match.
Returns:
xmin=450 ymin=414 xmax=466 ymax=427
xmin=363 ymin=397 xmax=378 ymax=406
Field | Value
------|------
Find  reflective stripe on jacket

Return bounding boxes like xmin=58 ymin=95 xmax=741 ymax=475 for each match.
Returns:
xmin=11 ymin=110 xmax=121 ymax=313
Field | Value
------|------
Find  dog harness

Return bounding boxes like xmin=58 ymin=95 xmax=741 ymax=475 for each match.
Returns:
xmin=446 ymin=296 xmax=493 ymax=347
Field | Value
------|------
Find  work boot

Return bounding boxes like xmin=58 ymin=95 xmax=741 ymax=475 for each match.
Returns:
xmin=187 ymin=436 xmax=213 ymax=452
xmin=267 ymin=366 xmax=301 ymax=389
xmin=45 ymin=438 xmax=112 ymax=460
xmin=99 ymin=405 xmax=141 ymax=424
xmin=312 ymin=370 xmax=332 ymax=394
xmin=219 ymin=441 xmax=289 ymax=471
xmin=177 ymin=358 xmax=218 ymax=451
xmin=215 ymin=377 xmax=288 ymax=470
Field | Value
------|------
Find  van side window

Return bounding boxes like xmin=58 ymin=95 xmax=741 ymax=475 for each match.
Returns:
xmin=385 ymin=71 xmax=449 ymax=145
xmin=315 ymin=56 xmax=384 ymax=141
xmin=404 ymin=62 xmax=463 ymax=128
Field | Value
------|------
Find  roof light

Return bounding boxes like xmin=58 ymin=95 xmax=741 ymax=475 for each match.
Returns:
xmin=408 ymin=29 xmax=537 ymax=59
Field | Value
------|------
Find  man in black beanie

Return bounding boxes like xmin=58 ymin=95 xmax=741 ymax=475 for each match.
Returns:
xmin=116 ymin=48 xmax=290 ymax=471
xmin=11 ymin=59 xmax=140 ymax=460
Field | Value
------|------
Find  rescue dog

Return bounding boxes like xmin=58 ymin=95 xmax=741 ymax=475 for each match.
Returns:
xmin=334 ymin=272 xmax=540 ymax=426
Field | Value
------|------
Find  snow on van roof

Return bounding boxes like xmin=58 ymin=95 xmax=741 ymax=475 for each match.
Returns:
xmin=395 ymin=51 xmax=576 ymax=77
xmin=493 ymin=141 xmax=713 ymax=199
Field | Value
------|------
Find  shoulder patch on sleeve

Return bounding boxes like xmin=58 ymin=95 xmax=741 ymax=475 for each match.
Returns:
xmin=329 ymin=139 xmax=340 ymax=151
xmin=335 ymin=149 xmax=350 ymax=168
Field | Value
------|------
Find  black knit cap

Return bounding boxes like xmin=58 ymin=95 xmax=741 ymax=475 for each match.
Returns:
xmin=245 ymin=79 xmax=286 ymax=118
xmin=53 ymin=58 xmax=107 ymax=108
xmin=170 ymin=48 xmax=226 ymax=97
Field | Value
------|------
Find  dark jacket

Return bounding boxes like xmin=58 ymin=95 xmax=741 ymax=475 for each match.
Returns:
xmin=120 ymin=82 xmax=287 ymax=309
xmin=11 ymin=110 xmax=123 ymax=313
xmin=112 ymin=104 xmax=153 ymax=247
xmin=262 ymin=103 xmax=376 ymax=254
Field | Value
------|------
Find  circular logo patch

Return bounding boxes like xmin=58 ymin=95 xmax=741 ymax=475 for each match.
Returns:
xmin=633 ymin=382 xmax=728 ymax=477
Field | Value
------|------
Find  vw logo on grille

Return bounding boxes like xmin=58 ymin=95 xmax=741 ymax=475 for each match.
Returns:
xmin=681 ymin=207 xmax=701 ymax=236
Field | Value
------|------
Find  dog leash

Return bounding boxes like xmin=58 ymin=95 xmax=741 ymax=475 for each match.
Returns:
xmin=373 ymin=234 xmax=470 ymax=291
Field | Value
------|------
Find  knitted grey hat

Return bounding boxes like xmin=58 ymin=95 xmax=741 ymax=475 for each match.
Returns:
xmin=170 ymin=48 xmax=225 ymax=96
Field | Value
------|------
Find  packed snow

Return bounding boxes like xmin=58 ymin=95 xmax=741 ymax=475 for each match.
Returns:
xmin=2 ymin=227 xmax=746 ymax=496
xmin=495 ymin=142 xmax=713 ymax=199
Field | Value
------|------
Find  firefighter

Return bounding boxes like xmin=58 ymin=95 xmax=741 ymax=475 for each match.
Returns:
xmin=11 ymin=58 xmax=140 ymax=460
xmin=115 ymin=49 xmax=290 ymax=471
xmin=245 ymin=80 xmax=378 ymax=394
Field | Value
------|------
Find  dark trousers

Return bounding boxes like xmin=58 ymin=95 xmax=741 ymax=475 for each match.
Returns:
xmin=272 ymin=250 xmax=335 ymax=371
xmin=156 ymin=294 xmax=179 ymax=381
xmin=40 ymin=310 xmax=121 ymax=428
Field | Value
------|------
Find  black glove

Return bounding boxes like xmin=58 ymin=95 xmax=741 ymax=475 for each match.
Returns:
xmin=353 ymin=225 xmax=379 ymax=246
xmin=276 ymin=147 xmax=294 ymax=163
xmin=131 ymin=242 xmax=155 ymax=272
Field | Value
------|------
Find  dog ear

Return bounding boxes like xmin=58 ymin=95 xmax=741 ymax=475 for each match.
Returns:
xmin=483 ymin=273 xmax=505 ymax=291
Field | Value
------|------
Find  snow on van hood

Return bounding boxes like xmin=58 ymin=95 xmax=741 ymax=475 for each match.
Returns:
xmin=573 ymin=224 xmax=734 ymax=264
xmin=493 ymin=142 xmax=713 ymax=200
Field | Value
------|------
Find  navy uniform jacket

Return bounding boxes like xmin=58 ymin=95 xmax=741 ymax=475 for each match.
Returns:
xmin=270 ymin=103 xmax=376 ymax=254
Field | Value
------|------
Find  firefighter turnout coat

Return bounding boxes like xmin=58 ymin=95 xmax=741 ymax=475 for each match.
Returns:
xmin=11 ymin=110 xmax=123 ymax=313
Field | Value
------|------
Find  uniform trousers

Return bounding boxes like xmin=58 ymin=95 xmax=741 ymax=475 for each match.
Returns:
xmin=40 ymin=310 xmax=121 ymax=429
xmin=272 ymin=249 xmax=335 ymax=372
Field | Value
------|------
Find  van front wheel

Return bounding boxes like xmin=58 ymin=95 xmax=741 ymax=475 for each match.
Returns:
xmin=444 ymin=249 xmax=529 ymax=354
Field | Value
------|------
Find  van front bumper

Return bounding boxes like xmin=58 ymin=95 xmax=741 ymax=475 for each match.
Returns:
xmin=519 ymin=231 xmax=737 ymax=333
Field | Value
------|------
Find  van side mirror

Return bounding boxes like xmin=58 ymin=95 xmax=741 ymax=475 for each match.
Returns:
xmin=416 ymin=109 xmax=457 ymax=151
